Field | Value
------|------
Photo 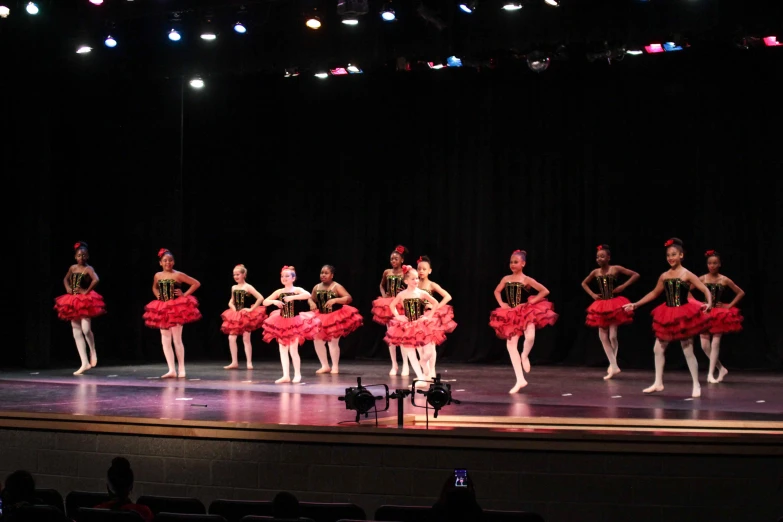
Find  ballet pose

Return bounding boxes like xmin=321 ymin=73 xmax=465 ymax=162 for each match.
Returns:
xmin=580 ymin=244 xmax=639 ymax=380
xmin=696 ymin=250 xmax=745 ymax=384
xmin=142 ymin=248 xmax=202 ymax=379
xmin=371 ymin=245 xmax=409 ymax=376
xmin=54 ymin=241 xmax=106 ymax=375
xmin=490 ymin=250 xmax=558 ymax=394
xmin=385 ymin=265 xmax=442 ymax=387
xmin=416 ymin=255 xmax=458 ymax=379
xmin=262 ymin=266 xmax=319 ymax=384
xmin=220 ymin=264 xmax=267 ymax=370
xmin=308 ymin=265 xmax=363 ymax=375
xmin=623 ymin=238 xmax=712 ymax=398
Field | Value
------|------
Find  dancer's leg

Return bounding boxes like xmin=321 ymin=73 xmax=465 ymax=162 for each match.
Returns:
xmin=275 ymin=343 xmax=291 ymax=383
xmin=713 ymin=335 xmax=728 ymax=382
xmin=224 ymin=335 xmax=239 ymax=369
xmin=160 ymin=329 xmax=177 ymax=378
xmin=81 ymin=318 xmax=97 ymax=367
xmin=609 ymin=324 xmax=619 ymax=360
xmin=506 ymin=335 xmax=527 ymax=393
xmin=290 ymin=341 xmax=302 ymax=383
xmin=313 ymin=339 xmax=331 ymax=374
xmin=402 ymin=347 xmax=427 ymax=386
xmin=520 ymin=324 xmax=536 ymax=373
xmin=72 ymin=320 xmax=91 ymax=375
xmin=420 ymin=343 xmax=436 ymax=379
xmin=643 ymin=339 xmax=667 ymax=393
xmin=388 ymin=344 xmax=398 ymax=375
xmin=417 ymin=346 xmax=430 ymax=377
xmin=599 ymin=328 xmax=621 ymax=379
xmin=242 ymin=332 xmax=253 ymax=369
xmin=401 ymin=345 xmax=409 ymax=376
xmin=704 ymin=334 xmax=726 ymax=383
xmin=327 ymin=337 xmax=341 ymax=374
xmin=681 ymin=338 xmax=701 ymax=398
xmin=171 ymin=325 xmax=186 ymax=378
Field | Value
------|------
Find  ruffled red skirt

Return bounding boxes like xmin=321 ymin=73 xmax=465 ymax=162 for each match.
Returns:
xmin=489 ymin=297 xmax=559 ymax=340
xmin=54 ymin=291 xmax=106 ymax=321
xmin=220 ymin=308 xmax=268 ymax=335
xmin=314 ymin=305 xmax=363 ymax=341
xmin=370 ymin=297 xmax=404 ymax=325
xmin=143 ymin=296 xmax=202 ymax=329
xmin=706 ymin=306 xmax=743 ymax=335
xmin=585 ymin=296 xmax=634 ymax=328
xmin=384 ymin=315 xmax=446 ymax=347
xmin=262 ymin=310 xmax=320 ymax=345
xmin=430 ymin=304 xmax=458 ymax=336
xmin=651 ymin=299 xmax=711 ymax=341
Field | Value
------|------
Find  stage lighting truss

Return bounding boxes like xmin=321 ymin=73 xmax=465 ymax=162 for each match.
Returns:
xmin=338 ymin=377 xmax=389 ymax=424
xmin=413 ymin=374 xmax=461 ymax=426
xmin=338 ymin=0 xmax=367 ymax=25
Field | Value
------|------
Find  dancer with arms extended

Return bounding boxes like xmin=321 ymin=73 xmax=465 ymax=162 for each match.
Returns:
xmin=696 ymin=249 xmax=745 ymax=383
xmin=490 ymin=250 xmax=558 ymax=393
xmin=580 ymin=244 xmax=639 ymax=380
xmin=220 ymin=264 xmax=267 ymax=370
xmin=623 ymin=238 xmax=712 ymax=397
xmin=371 ymin=245 xmax=409 ymax=376
xmin=308 ymin=265 xmax=363 ymax=374
xmin=143 ymin=248 xmax=201 ymax=378
xmin=54 ymin=241 xmax=106 ymax=375
xmin=416 ymin=255 xmax=457 ymax=379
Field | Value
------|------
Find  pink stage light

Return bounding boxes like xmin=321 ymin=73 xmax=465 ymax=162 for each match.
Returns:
xmin=644 ymin=43 xmax=664 ymax=54
xmin=330 ymin=68 xmax=348 ymax=75
xmin=763 ymin=36 xmax=780 ymax=47
xmin=89 ymin=0 xmax=103 ymax=4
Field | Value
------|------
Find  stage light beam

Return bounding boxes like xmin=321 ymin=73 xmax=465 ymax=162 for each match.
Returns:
xmin=189 ymin=77 xmax=205 ymax=89
xmin=26 ymin=2 xmax=38 ymax=15
xmin=306 ymin=16 xmax=321 ymax=29
xmin=168 ymin=29 xmax=181 ymax=41
xmin=76 ymin=45 xmax=92 ymax=54
xmin=0 ymin=5 xmax=9 ymax=17
xmin=104 ymin=35 xmax=117 ymax=47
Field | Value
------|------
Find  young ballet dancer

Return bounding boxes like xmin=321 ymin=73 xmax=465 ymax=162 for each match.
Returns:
xmin=54 ymin=241 xmax=106 ymax=375
xmin=696 ymin=249 xmax=745 ymax=383
xmin=416 ymin=255 xmax=457 ymax=379
xmin=371 ymin=245 xmax=409 ymax=376
xmin=307 ymin=265 xmax=363 ymax=374
xmin=580 ymin=244 xmax=639 ymax=380
xmin=490 ymin=250 xmax=558 ymax=393
xmin=142 ymin=248 xmax=202 ymax=378
xmin=623 ymin=238 xmax=713 ymax=397
xmin=385 ymin=265 xmax=442 ymax=387
xmin=220 ymin=264 xmax=267 ymax=370
xmin=262 ymin=266 xmax=319 ymax=384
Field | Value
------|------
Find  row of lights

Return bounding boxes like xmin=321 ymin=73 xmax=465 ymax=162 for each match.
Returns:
xmin=459 ymin=0 xmax=559 ymax=13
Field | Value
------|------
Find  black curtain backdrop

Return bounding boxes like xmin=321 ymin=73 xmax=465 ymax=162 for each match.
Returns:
xmin=6 ymin=49 xmax=783 ymax=372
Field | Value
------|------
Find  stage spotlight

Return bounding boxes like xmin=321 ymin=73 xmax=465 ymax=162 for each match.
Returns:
xmin=314 ymin=71 xmax=328 ymax=78
xmin=189 ymin=77 xmax=204 ymax=88
xmin=626 ymin=49 xmax=643 ymax=55
xmin=527 ymin=51 xmax=550 ymax=72
xmin=446 ymin=55 xmax=462 ymax=67
xmin=419 ymin=375 xmax=457 ymax=418
xmin=380 ymin=2 xmax=395 ymax=21
xmin=89 ymin=0 xmax=103 ymax=5
xmin=284 ymin=67 xmax=299 ymax=77
xmin=76 ymin=45 xmax=92 ymax=54
xmin=338 ymin=377 xmax=386 ymax=422
xmin=341 ymin=17 xmax=359 ymax=25
xmin=644 ymin=43 xmax=663 ymax=53
xmin=305 ymin=15 xmax=321 ymax=29
xmin=104 ymin=35 xmax=117 ymax=47
xmin=25 ymin=2 xmax=38 ymax=15
xmin=347 ymin=63 xmax=362 ymax=73
xmin=544 ymin=0 xmax=559 ymax=5
xmin=168 ymin=29 xmax=181 ymax=41
xmin=233 ymin=22 xmax=246 ymax=33
xmin=764 ymin=36 xmax=781 ymax=47
xmin=459 ymin=1 xmax=477 ymax=13
xmin=427 ymin=62 xmax=445 ymax=69
xmin=502 ymin=3 xmax=522 ymax=10
xmin=200 ymin=31 xmax=217 ymax=40
xmin=0 ymin=5 xmax=9 ymax=18
xmin=663 ymin=41 xmax=682 ymax=52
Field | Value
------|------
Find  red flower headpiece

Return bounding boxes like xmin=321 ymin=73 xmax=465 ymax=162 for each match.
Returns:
xmin=401 ymin=265 xmax=411 ymax=274
xmin=664 ymin=239 xmax=674 ymax=247
xmin=705 ymin=250 xmax=716 ymax=257
xmin=417 ymin=256 xmax=423 ymax=264
xmin=281 ymin=265 xmax=291 ymax=271
xmin=395 ymin=246 xmax=405 ymax=255
xmin=158 ymin=248 xmax=169 ymax=258
xmin=74 ymin=242 xmax=82 ymax=250
xmin=596 ymin=245 xmax=603 ymax=251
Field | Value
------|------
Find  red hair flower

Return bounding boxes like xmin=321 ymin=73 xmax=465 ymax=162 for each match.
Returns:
xmin=158 ymin=248 xmax=168 ymax=258
xmin=281 ymin=265 xmax=290 ymax=271
xmin=401 ymin=265 xmax=410 ymax=274
xmin=596 ymin=245 xmax=603 ymax=251
xmin=664 ymin=239 xmax=674 ymax=247
xmin=705 ymin=250 xmax=715 ymax=256
xmin=417 ymin=256 xmax=423 ymax=264
xmin=395 ymin=246 xmax=405 ymax=255
xmin=73 ymin=242 xmax=81 ymax=250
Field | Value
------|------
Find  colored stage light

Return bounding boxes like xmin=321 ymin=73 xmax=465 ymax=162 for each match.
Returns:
xmin=168 ymin=29 xmax=181 ymax=41
xmin=459 ymin=1 xmax=477 ymax=13
xmin=104 ymin=35 xmax=117 ymax=48
xmin=89 ymin=0 xmax=103 ymax=5
xmin=663 ymin=42 xmax=682 ymax=52
xmin=447 ymin=56 xmax=462 ymax=67
xmin=26 ymin=2 xmax=39 ymax=15
xmin=306 ymin=16 xmax=321 ymax=29
xmin=427 ymin=62 xmax=445 ymax=69
xmin=763 ymin=36 xmax=780 ymax=47
xmin=644 ymin=43 xmax=664 ymax=53
xmin=233 ymin=22 xmax=246 ymax=33
xmin=330 ymin=68 xmax=348 ymax=75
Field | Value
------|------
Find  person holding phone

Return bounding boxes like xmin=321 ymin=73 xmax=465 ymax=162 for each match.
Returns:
xmin=431 ymin=469 xmax=483 ymax=522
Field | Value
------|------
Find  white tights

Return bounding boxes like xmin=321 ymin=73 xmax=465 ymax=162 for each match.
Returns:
xmin=276 ymin=341 xmax=301 ymax=383
xmin=313 ymin=337 xmax=341 ymax=373
xmin=507 ymin=324 xmax=536 ymax=393
xmin=160 ymin=325 xmax=185 ymax=378
xmin=700 ymin=333 xmax=727 ymax=383
xmin=598 ymin=325 xmax=622 ymax=378
xmin=416 ymin=343 xmax=437 ymax=379
xmin=71 ymin=318 xmax=96 ymax=375
xmin=644 ymin=338 xmax=701 ymax=397
xmin=226 ymin=332 xmax=253 ymax=369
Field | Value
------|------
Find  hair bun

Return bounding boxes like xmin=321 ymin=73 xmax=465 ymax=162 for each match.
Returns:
xmin=74 ymin=241 xmax=88 ymax=250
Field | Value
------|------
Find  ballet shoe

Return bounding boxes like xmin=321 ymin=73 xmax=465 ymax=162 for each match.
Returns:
xmin=707 ymin=375 xmax=719 ymax=384
xmin=643 ymin=384 xmax=664 ymax=394
xmin=161 ymin=371 xmax=177 ymax=379
xmin=315 ymin=367 xmax=331 ymax=374
xmin=224 ymin=363 xmax=239 ymax=370
xmin=246 ymin=363 xmax=253 ymax=370
xmin=401 ymin=367 xmax=410 ymax=377
xmin=413 ymin=380 xmax=430 ymax=389
xmin=275 ymin=376 xmax=291 ymax=384
xmin=717 ymin=367 xmax=728 ymax=383
xmin=509 ymin=381 xmax=528 ymax=394
xmin=389 ymin=366 xmax=398 ymax=376
xmin=330 ymin=367 xmax=339 ymax=374
xmin=692 ymin=386 xmax=701 ymax=398
xmin=73 ymin=364 xmax=92 ymax=376
xmin=522 ymin=356 xmax=531 ymax=373
xmin=292 ymin=375 xmax=302 ymax=383
xmin=177 ymin=373 xmax=186 ymax=379
xmin=603 ymin=367 xmax=622 ymax=380
xmin=89 ymin=355 xmax=98 ymax=367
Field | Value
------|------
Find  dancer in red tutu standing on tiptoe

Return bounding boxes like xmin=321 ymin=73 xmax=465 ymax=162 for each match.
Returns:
xmin=580 ymin=244 xmax=639 ymax=380
xmin=54 ymin=241 xmax=106 ymax=375
xmin=371 ymin=245 xmax=409 ymax=376
xmin=220 ymin=264 xmax=267 ymax=370
xmin=624 ymin=238 xmax=712 ymax=398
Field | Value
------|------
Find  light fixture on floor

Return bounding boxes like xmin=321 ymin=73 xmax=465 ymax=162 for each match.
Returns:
xmin=338 ymin=377 xmax=389 ymax=424
xmin=415 ymin=374 xmax=460 ymax=420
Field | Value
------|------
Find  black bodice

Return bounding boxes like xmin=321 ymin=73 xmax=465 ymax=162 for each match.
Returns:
xmin=157 ymin=279 xmax=181 ymax=301
xmin=595 ymin=274 xmax=617 ymax=300
xmin=233 ymin=289 xmax=249 ymax=309
xmin=278 ymin=292 xmax=297 ymax=318
xmin=663 ymin=279 xmax=690 ymax=307
xmin=704 ymin=283 xmax=726 ymax=305
xmin=504 ymin=282 xmax=530 ymax=308
xmin=69 ymin=272 xmax=91 ymax=294
xmin=315 ymin=289 xmax=341 ymax=313
xmin=384 ymin=274 xmax=406 ymax=298
xmin=401 ymin=298 xmax=425 ymax=321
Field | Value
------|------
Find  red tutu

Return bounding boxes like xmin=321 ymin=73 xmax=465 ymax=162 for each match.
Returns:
xmin=706 ymin=306 xmax=743 ymax=335
xmin=384 ymin=315 xmax=445 ymax=347
xmin=490 ymin=297 xmax=559 ymax=340
xmin=585 ymin=296 xmax=634 ymax=329
xmin=314 ymin=305 xmax=363 ymax=341
xmin=262 ymin=310 xmax=321 ymax=345
xmin=651 ymin=299 xmax=711 ymax=341
xmin=143 ymin=296 xmax=202 ymax=329
xmin=54 ymin=291 xmax=106 ymax=321
xmin=371 ymin=297 xmax=404 ymax=325
xmin=220 ymin=308 xmax=268 ymax=336
xmin=430 ymin=304 xmax=458 ymax=335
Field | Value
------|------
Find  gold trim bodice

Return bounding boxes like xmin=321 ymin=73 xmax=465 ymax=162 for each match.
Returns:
xmin=704 ymin=283 xmax=726 ymax=305
xmin=386 ymin=275 xmax=405 ymax=298
xmin=315 ymin=289 xmax=339 ymax=313
xmin=279 ymin=292 xmax=296 ymax=318
xmin=504 ymin=282 xmax=530 ymax=308
xmin=233 ymin=289 xmax=248 ymax=309
xmin=595 ymin=274 xmax=616 ymax=300
xmin=402 ymin=298 xmax=424 ymax=322
xmin=69 ymin=272 xmax=90 ymax=294
xmin=663 ymin=279 xmax=690 ymax=307
xmin=157 ymin=279 xmax=179 ymax=302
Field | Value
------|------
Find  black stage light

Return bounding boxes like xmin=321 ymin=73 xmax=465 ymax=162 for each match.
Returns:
xmin=338 ymin=377 xmax=388 ymax=422
xmin=417 ymin=374 xmax=460 ymax=419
